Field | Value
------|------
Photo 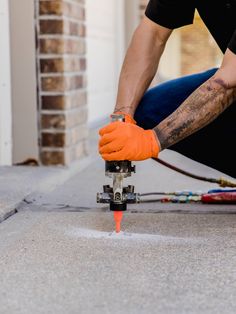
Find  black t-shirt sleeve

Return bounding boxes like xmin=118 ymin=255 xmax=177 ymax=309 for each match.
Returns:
xmin=145 ymin=0 xmax=195 ymax=29
xmin=228 ymin=30 xmax=236 ymax=54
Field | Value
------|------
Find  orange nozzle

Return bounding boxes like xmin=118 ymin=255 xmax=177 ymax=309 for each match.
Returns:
xmin=114 ymin=211 xmax=123 ymax=233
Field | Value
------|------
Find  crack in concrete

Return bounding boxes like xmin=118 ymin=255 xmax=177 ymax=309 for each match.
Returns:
xmin=16 ymin=200 xmax=107 ymax=213
xmin=15 ymin=199 xmax=236 ymax=215
xmin=0 ymin=208 xmax=18 ymax=224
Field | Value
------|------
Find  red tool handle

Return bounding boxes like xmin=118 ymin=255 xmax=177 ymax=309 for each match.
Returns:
xmin=201 ymin=192 xmax=236 ymax=204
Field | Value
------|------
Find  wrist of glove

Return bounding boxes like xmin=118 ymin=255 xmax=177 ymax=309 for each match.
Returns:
xmin=113 ymin=111 xmax=136 ymax=124
xmin=99 ymin=121 xmax=160 ymax=161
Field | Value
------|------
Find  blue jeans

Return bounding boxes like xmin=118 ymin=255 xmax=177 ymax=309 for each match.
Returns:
xmin=134 ymin=68 xmax=236 ymax=178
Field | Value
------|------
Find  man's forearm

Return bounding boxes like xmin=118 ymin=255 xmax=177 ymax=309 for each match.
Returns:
xmin=114 ymin=18 xmax=171 ymax=116
xmin=154 ymin=76 xmax=236 ymax=150
xmin=114 ymin=39 xmax=160 ymax=116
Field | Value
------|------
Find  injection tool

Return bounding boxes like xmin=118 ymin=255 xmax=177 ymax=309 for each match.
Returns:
xmin=97 ymin=114 xmax=140 ymax=232
xmin=97 ymin=115 xmax=236 ymax=233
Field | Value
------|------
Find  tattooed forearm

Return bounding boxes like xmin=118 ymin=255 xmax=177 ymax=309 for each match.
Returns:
xmin=154 ymin=77 xmax=236 ymax=150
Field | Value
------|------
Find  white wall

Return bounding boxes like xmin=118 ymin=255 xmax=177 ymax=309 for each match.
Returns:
xmin=0 ymin=0 xmax=12 ymax=165
xmin=9 ymin=0 xmax=39 ymax=164
xmin=86 ymin=0 xmax=125 ymax=125
xmin=124 ymin=0 xmax=139 ymax=48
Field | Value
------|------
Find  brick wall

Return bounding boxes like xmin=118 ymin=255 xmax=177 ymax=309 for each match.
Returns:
xmin=35 ymin=0 xmax=88 ymax=166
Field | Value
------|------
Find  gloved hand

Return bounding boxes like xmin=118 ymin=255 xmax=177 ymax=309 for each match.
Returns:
xmin=99 ymin=121 xmax=160 ymax=161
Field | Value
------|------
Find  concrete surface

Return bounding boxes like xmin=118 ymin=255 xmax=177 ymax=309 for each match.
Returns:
xmin=0 ymin=156 xmax=92 ymax=223
xmin=1 ymin=211 xmax=236 ymax=314
xmin=0 ymin=142 xmax=236 ymax=314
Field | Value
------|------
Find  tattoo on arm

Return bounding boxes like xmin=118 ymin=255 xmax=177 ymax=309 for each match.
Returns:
xmin=154 ymin=77 xmax=236 ymax=150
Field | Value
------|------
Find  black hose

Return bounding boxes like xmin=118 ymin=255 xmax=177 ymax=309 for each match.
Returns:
xmin=152 ymin=157 xmax=236 ymax=188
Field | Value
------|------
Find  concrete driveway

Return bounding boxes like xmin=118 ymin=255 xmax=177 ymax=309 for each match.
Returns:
xmin=0 ymin=150 xmax=236 ymax=314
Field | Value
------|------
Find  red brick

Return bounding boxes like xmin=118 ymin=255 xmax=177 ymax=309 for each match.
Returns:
xmin=40 ymin=20 xmax=63 ymax=35
xmin=40 ymin=38 xmax=86 ymax=54
xmin=40 ymin=140 xmax=88 ymax=166
xmin=40 ymin=57 xmax=86 ymax=73
xmin=39 ymin=1 xmax=64 ymax=16
xmin=40 ymin=1 xmax=85 ymax=20
xmin=41 ymin=91 xmax=87 ymax=110
xmin=42 ymin=132 xmax=66 ymax=147
xmin=40 ymin=151 xmax=65 ymax=165
xmin=41 ymin=95 xmax=66 ymax=110
xmin=41 ymin=114 xmax=66 ymax=129
xmin=41 ymin=75 xmax=83 ymax=92
xmin=40 ymin=58 xmax=64 ymax=73
xmin=40 ymin=19 xmax=85 ymax=37
xmin=41 ymin=76 xmax=67 ymax=92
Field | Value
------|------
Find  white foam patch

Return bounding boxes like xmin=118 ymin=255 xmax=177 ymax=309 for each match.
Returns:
xmin=65 ymin=227 xmax=202 ymax=243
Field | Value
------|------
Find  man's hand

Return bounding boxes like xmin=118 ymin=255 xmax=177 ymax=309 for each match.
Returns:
xmin=99 ymin=122 xmax=160 ymax=161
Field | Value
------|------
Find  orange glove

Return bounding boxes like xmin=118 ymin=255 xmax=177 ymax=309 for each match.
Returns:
xmin=99 ymin=122 xmax=160 ymax=161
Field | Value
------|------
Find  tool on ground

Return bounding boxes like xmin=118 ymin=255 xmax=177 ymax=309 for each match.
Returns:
xmin=97 ymin=114 xmax=140 ymax=233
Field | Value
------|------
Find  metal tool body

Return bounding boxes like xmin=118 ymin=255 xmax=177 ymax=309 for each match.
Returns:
xmin=97 ymin=114 xmax=140 ymax=211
